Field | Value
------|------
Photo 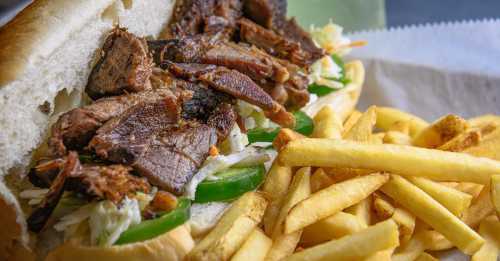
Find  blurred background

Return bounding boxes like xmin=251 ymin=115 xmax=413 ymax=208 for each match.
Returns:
xmin=2 ymin=0 xmax=500 ymax=30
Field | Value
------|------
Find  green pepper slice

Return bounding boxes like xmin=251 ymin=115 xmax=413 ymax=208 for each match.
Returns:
xmin=194 ymin=165 xmax=265 ymax=203
xmin=247 ymin=111 xmax=314 ymax=143
xmin=115 ymin=198 xmax=191 ymax=245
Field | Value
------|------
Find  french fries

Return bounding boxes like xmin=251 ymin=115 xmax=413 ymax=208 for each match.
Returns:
xmin=278 ymin=139 xmax=500 ymax=184
xmin=392 ymin=234 xmax=426 ymax=261
xmin=465 ymin=128 xmax=500 ymax=161
xmin=343 ymin=106 xmax=377 ymax=142
xmin=381 ymin=175 xmax=484 ymax=254
xmin=392 ymin=208 xmax=416 ymax=244
xmin=261 ymin=162 xmax=293 ymax=235
xmin=311 ymin=105 xmax=343 ymax=139
xmin=187 ymin=192 xmax=267 ymax=261
xmin=287 ymin=220 xmax=399 ymax=261
xmin=420 ymin=230 xmax=454 ymax=251
xmin=375 ymin=107 xmax=429 ymax=137
xmin=343 ymin=110 xmax=362 ymax=135
xmin=462 ymin=186 xmax=495 ymax=228
xmin=388 ymin=120 xmax=410 ymax=135
xmin=231 ymin=228 xmax=271 ymax=261
xmin=345 ymin=196 xmax=372 ymax=226
xmin=412 ymin=114 xmax=468 ymax=148
xmin=373 ymin=193 xmax=395 ymax=220
xmin=382 ymin=131 xmax=412 ymax=145
xmin=266 ymin=167 xmax=311 ymax=261
xmin=310 ymin=168 xmax=334 ymax=193
xmin=492 ymin=175 xmax=500 ymax=217
xmin=471 ymin=218 xmax=499 ymax=261
xmin=415 ymin=252 xmax=439 ymax=261
xmin=300 ymin=211 xmax=367 ymax=246
xmin=408 ymin=176 xmax=473 ymax=216
xmin=437 ymin=129 xmax=481 ymax=152
xmin=285 ymin=173 xmax=388 ymax=234
xmin=273 ymin=128 xmax=305 ymax=151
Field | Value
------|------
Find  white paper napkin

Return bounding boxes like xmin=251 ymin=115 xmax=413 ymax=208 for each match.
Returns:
xmin=346 ymin=19 xmax=500 ymax=122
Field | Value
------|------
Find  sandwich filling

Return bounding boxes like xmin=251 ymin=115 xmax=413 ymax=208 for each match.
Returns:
xmin=21 ymin=0 xmax=354 ymax=249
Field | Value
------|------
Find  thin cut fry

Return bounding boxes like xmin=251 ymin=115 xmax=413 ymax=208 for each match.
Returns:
xmin=437 ymin=129 xmax=481 ymax=152
xmin=468 ymin=114 xmax=500 ymax=133
xmin=362 ymin=248 xmax=394 ymax=261
xmin=471 ymin=219 xmax=499 ymax=261
xmin=324 ymin=167 xmax=374 ymax=183
xmin=285 ymin=173 xmax=388 ymax=234
xmin=264 ymin=232 xmax=302 ymax=261
xmin=261 ymin=162 xmax=293 ymax=235
xmin=343 ymin=110 xmax=362 ymax=134
xmin=345 ymin=196 xmax=372 ymax=226
xmin=412 ymin=114 xmax=468 ymax=148
xmin=278 ymin=139 xmax=500 ymax=184
xmin=381 ymin=175 xmax=484 ymax=254
xmin=273 ymin=128 xmax=305 ymax=151
xmin=388 ymin=120 xmax=410 ymax=135
xmin=343 ymin=106 xmax=377 ymax=142
xmin=300 ymin=211 xmax=367 ymax=246
xmin=311 ymin=105 xmax=343 ymax=139
xmin=440 ymin=182 xmax=484 ymax=199
xmin=420 ymin=230 xmax=453 ymax=251
xmin=392 ymin=232 xmax=426 ymax=261
xmin=409 ymin=176 xmax=472 ymax=217
xmin=375 ymin=107 xmax=428 ymax=137
xmin=310 ymin=168 xmax=334 ymax=193
xmin=462 ymin=186 xmax=495 ymax=228
xmin=492 ymin=175 xmax=500 ymax=218
xmin=383 ymin=131 xmax=412 ymax=145
xmin=415 ymin=252 xmax=439 ymax=261
xmin=392 ymin=208 xmax=416 ymax=244
xmin=287 ymin=220 xmax=399 ymax=261
xmin=373 ymin=193 xmax=395 ymax=220
xmin=188 ymin=192 xmax=267 ymax=261
xmin=231 ymin=228 xmax=272 ymax=261
xmin=465 ymin=128 xmax=500 ymax=161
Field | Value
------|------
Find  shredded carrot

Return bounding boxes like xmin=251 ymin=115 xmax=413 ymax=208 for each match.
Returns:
xmin=209 ymin=145 xmax=219 ymax=156
xmin=342 ymin=40 xmax=368 ymax=48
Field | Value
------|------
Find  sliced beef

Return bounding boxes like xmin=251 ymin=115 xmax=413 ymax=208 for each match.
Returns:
xmin=277 ymin=18 xmax=324 ymax=64
xmin=27 ymin=152 xmax=151 ymax=232
xmin=133 ymin=122 xmax=217 ymax=194
xmin=243 ymin=0 xmax=287 ymax=30
xmin=48 ymin=88 xmax=178 ymax=157
xmin=207 ymin=103 xmax=237 ymax=139
xmin=86 ymin=28 xmax=153 ymax=99
xmin=89 ymin=97 xmax=181 ymax=164
xmin=239 ymin=18 xmax=315 ymax=67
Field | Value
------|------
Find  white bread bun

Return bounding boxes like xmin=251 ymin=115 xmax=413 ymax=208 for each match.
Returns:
xmin=45 ymin=225 xmax=194 ymax=261
xmin=0 ymin=0 xmax=175 ymax=176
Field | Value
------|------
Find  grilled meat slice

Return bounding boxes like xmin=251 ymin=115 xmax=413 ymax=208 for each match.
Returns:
xmin=207 ymin=103 xmax=237 ymax=139
xmin=133 ymin=122 xmax=217 ymax=195
xmin=48 ymin=88 xmax=177 ymax=157
xmin=86 ymin=28 xmax=153 ymax=99
xmin=27 ymin=152 xmax=151 ymax=232
xmin=180 ymin=81 xmax=234 ymax=121
xmin=89 ymin=97 xmax=181 ymax=164
xmin=277 ymin=18 xmax=324 ymax=64
xmin=243 ymin=0 xmax=287 ymax=30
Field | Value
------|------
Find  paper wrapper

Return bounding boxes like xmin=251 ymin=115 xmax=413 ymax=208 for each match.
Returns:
xmin=347 ymin=19 xmax=500 ymax=122
xmin=346 ymin=19 xmax=500 ymax=260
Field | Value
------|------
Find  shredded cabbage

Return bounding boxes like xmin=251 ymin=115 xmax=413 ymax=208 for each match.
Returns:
xmin=184 ymin=147 xmax=269 ymax=199
xmin=236 ymin=100 xmax=271 ymax=129
xmin=309 ymin=56 xmax=345 ymax=89
xmin=310 ymin=21 xmax=351 ymax=56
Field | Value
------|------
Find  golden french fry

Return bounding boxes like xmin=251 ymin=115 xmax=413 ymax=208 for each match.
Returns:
xmin=370 ymin=132 xmax=385 ymax=144
xmin=415 ymin=252 xmax=439 ymax=261
xmin=310 ymin=168 xmax=334 ymax=193
xmin=278 ymin=139 xmax=500 ymax=184
xmin=471 ymin=219 xmax=499 ymax=261
xmin=412 ymin=114 xmax=468 ymax=148
xmin=300 ymin=211 xmax=367 ymax=246
xmin=468 ymin=114 xmax=500 ymax=135
xmin=273 ymin=128 xmax=305 ymax=151
xmin=392 ymin=231 xmax=426 ymax=261
xmin=343 ymin=106 xmax=377 ymax=142
xmin=392 ymin=208 xmax=416 ymax=244
xmin=266 ymin=167 xmax=311 ymax=261
xmin=231 ymin=228 xmax=272 ymax=261
xmin=480 ymin=218 xmax=500 ymax=248
xmin=362 ymin=248 xmax=394 ymax=261
xmin=375 ymin=107 xmax=428 ymax=138
xmin=311 ymin=105 xmax=343 ymax=139
xmin=345 ymin=196 xmax=372 ymax=226
xmin=420 ymin=230 xmax=453 ymax=251
xmin=323 ymin=167 xmax=374 ymax=183
xmin=285 ymin=173 xmax=388 ymax=234
xmin=440 ymin=182 xmax=485 ymax=199
xmin=462 ymin=186 xmax=495 ymax=228
xmin=383 ymin=131 xmax=412 ymax=145
xmin=492 ymin=175 xmax=500 ymax=218
xmin=409 ymin=177 xmax=473 ymax=217
xmin=261 ymin=162 xmax=293 ymax=235
xmin=343 ymin=110 xmax=362 ymax=135
xmin=388 ymin=120 xmax=410 ymax=135
xmin=302 ymin=61 xmax=364 ymax=120
xmin=287 ymin=220 xmax=399 ymax=261
xmin=437 ymin=129 xmax=481 ymax=152
xmin=381 ymin=175 xmax=484 ymax=254
xmin=188 ymin=192 xmax=267 ymax=261
xmin=373 ymin=193 xmax=395 ymax=220
xmin=465 ymin=128 xmax=500 ymax=161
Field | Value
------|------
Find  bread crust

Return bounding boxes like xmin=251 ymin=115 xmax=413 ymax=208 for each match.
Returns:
xmin=0 ymin=0 xmax=115 ymax=86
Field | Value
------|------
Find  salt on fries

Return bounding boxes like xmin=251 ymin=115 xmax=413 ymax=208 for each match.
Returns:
xmin=187 ymin=60 xmax=500 ymax=260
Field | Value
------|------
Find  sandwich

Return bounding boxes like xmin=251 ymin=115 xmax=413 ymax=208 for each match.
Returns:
xmin=0 ymin=0 xmax=363 ymax=260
